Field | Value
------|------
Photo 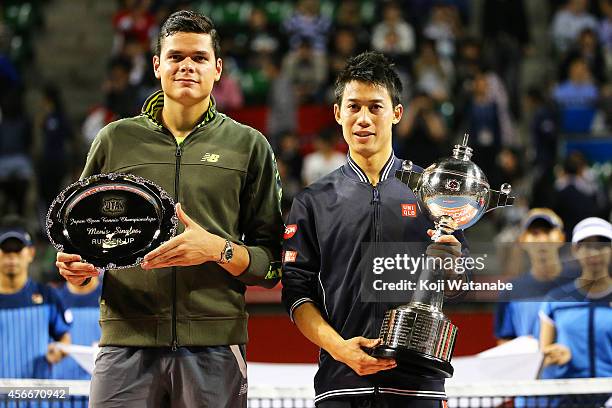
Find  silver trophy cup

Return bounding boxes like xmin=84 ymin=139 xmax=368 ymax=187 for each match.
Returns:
xmin=370 ymin=134 xmax=514 ymax=377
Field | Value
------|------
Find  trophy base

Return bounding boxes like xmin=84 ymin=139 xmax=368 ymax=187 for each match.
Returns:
xmin=370 ymin=345 xmax=454 ymax=378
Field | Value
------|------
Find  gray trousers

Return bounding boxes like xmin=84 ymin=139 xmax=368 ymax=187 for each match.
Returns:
xmin=89 ymin=345 xmax=248 ymax=408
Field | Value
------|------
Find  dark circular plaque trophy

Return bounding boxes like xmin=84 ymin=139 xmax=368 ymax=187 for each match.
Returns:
xmin=371 ymin=134 xmax=514 ymax=377
xmin=46 ymin=173 xmax=178 ymax=270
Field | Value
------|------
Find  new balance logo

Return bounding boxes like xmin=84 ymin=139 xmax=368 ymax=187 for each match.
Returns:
xmin=238 ymin=382 xmax=248 ymax=396
xmin=201 ymin=153 xmax=220 ymax=163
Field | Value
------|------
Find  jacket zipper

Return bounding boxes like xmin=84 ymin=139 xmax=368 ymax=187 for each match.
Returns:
xmin=172 ymin=143 xmax=182 ymax=351
xmin=372 ymin=186 xmax=381 ymax=242
xmin=372 ymin=185 xmax=382 ymax=395
xmin=372 ymin=186 xmax=382 ymax=312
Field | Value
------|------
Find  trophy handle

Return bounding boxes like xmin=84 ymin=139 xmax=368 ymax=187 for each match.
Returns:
xmin=485 ymin=183 xmax=515 ymax=213
xmin=395 ymin=160 xmax=423 ymax=191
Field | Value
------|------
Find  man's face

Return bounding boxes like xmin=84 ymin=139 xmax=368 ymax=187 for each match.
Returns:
xmin=153 ymin=32 xmax=222 ymax=106
xmin=569 ymin=60 xmax=590 ymax=83
xmin=573 ymin=237 xmax=611 ymax=273
xmin=519 ymin=226 xmax=564 ymax=278
xmin=0 ymin=240 xmax=34 ymax=279
xmin=334 ymin=81 xmax=402 ymax=160
xmin=109 ymin=66 xmax=130 ymax=91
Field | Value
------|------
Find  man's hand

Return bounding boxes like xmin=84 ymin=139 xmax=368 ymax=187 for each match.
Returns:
xmin=45 ymin=343 xmax=66 ymax=364
xmin=331 ymin=337 xmax=396 ymax=376
xmin=142 ymin=203 xmax=223 ymax=269
xmin=542 ymin=343 xmax=571 ymax=366
xmin=56 ymin=253 xmax=99 ymax=286
xmin=426 ymin=229 xmax=462 ymax=260
xmin=426 ymin=230 xmax=464 ymax=295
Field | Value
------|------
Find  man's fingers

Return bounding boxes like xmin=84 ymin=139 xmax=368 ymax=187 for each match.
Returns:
xmin=543 ymin=344 xmax=561 ymax=355
xmin=56 ymin=261 xmax=97 ymax=273
xmin=354 ymin=348 xmax=396 ymax=367
xmin=59 ymin=272 xmax=98 ymax=287
xmin=436 ymin=234 xmax=460 ymax=244
xmin=427 ymin=244 xmax=462 ymax=258
xmin=364 ymin=358 xmax=396 ymax=368
xmin=143 ymin=236 xmax=182 ymax=262
xmin=141 ymin=245 xmax=185 ymax=269
xmin=46 ymin=344 xmax=63 ymax=364
xmin=426 ymin=229 xmax=458 ymax=239
xmin=355 ymin=358 xmax=397 ymax=376
xmin=142 ymin=245 xmax=186 ymax=268
xmin=344 ymin=338 xmax=397 ymax=376
xmin=376 ymin=364 xmax=397 ymax=372
xmin=427 ymin=242 xmax=461 ymax=251
xmin=55 ymin=253 xmax=97 ymax=286
xmin=56 ymin=253 xmax=82 ymax=262
xmin=379 ymin=362 xmax=397 ymax=371
xmin=175 ymin=203 xmax=194 ymax=227
xmin=356 ymin=364 xmax=396 ymax=376
xmin=542 ymin=344 xmax=571 ymax=366
xmin=145 ymin=240 xmax=181 ymax=261
xmin=142 ymin=254 xmax=185 ymax=269
xmin=356 ymin=337 xmax=380 ymax=349
xmin=59 ymin=268 xmax=99 ymax=278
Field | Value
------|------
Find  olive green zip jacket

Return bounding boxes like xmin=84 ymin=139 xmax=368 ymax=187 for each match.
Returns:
xmin=81 ymin=91 xmax=283 ymax=347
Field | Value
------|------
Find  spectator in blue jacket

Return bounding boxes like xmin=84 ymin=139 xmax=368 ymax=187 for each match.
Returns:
xmin=540 ymin=217 xmax=612 ymax=379
xmin=495 ymin=208 xmax=578 ymax=345
xmin=0 ymin=216 xmax=72 ymax=379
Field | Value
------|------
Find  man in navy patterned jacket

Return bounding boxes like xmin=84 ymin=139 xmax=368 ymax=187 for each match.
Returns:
xmin=282 ymin=51 xmax=465 ymax=408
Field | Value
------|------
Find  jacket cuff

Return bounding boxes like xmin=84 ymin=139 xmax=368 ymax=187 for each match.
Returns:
xmin=289 ymin=297 xmax=316 ymax=322
xmin=237 ymin=245 xmax=280 ymax=288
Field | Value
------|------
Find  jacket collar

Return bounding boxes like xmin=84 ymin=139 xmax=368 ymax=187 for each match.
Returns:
xmin=344 ymin=151 xmax=398 ymax=184
xmin=140 ymin=90 xmax=217 ymax=130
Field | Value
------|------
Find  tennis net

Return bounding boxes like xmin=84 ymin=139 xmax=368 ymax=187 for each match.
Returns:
xmin=1 ymin=377 xmax=611 ymax=407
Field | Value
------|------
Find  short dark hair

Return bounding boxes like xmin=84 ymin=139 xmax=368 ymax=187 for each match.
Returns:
xmin=334 ymin=51 xmax=403 ymax=106
xmin=108 ymin=56 xmax=132 ymax=73
xmin=563 ymin=151 xmax=587 ymax=175
xmin=155 ymin=10 xmax=221 ymax=59
xmin=527 ymin=218 xmax=555 ymax=233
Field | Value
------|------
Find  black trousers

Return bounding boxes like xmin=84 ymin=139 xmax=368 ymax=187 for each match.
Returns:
xmin=317 ymin=395 xmax=445 ymax=408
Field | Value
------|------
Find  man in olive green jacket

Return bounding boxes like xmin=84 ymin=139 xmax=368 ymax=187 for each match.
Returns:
xmin=56 ymin=10 xmax=283 ymax=408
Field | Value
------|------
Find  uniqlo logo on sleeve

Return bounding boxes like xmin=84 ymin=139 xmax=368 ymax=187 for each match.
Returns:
xmin=283 ymin=250 xmax=298 ymax=263
xmin=284 ymin=224 xmax=298 ymax=239
xmin=401 ymin=204 xmax=417 ymax=217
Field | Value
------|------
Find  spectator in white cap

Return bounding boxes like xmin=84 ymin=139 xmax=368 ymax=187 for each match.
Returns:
xmin=571 ymin=216 xmax=612 ymax=244
xmin=538 ymin=217 xmax=611 ymax=398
